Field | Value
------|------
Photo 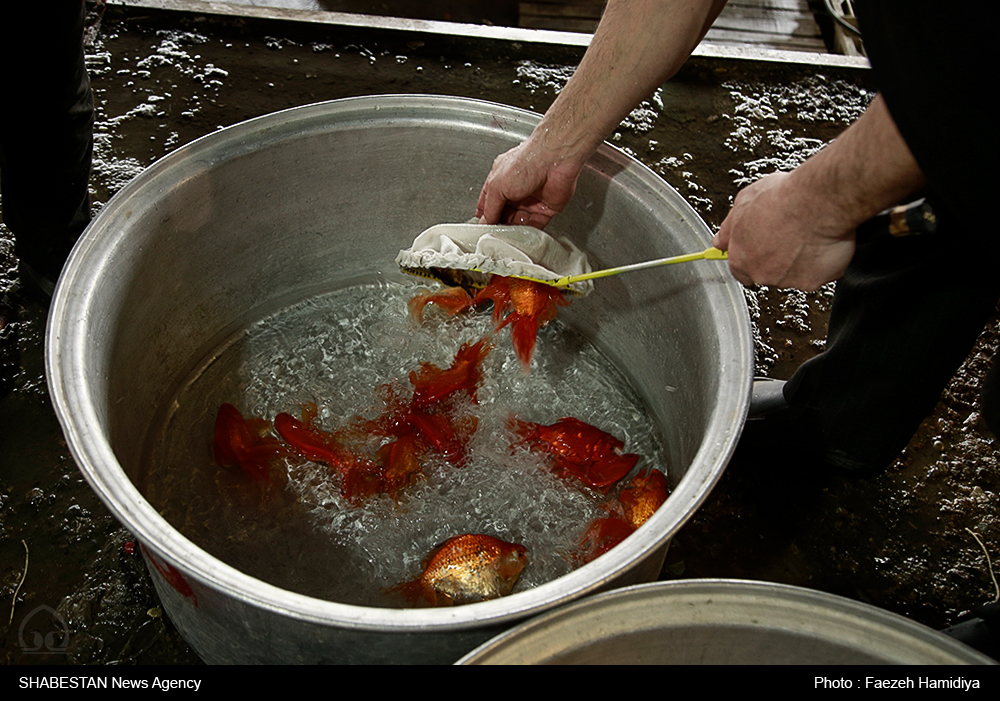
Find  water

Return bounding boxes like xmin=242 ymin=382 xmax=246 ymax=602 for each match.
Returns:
xmin=141 ymin=280 xmax=666 ymax=607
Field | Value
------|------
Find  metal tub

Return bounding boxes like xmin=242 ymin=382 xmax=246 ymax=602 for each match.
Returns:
xmin=459 ymin=580 xmax=997 ymax=665
xmin=46 ymin=95 xmax=752 ymax=664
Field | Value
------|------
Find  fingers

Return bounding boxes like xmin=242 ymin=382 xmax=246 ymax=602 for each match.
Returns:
xmin=506 ymin=207 xmax=555 ymax=229
xmin=718 ymin=248 xmax=756 ymax=289
xmin=476 ymin=198 xmax=556 ymax=229
xmin=714 ymin=172 xmax=858 ymax=290
xmin=475 ymin=138 xmax=581 ymax=228
xmin=476 ymin=183 xmax=552 ymax=228
xmin=715 ymin=209 xmax=760 ymax=287
xmin=711 ymin=220 xmax=730 ymax=252
xmin=476 ymin=150 xmax=530 ymax=225
xmin=475 ymin=182 xmax=503 ymax=225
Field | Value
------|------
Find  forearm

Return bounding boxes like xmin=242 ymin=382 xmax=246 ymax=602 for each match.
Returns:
xmin=476 ymin=0 xmax=726 ymax=226
xmin=712 ymin=94 xmax=928 ymax=290
xmin=529 ymin=0 xmax=727 ymax=169
xmin=783 ymin=94 xmax=926 ymax=231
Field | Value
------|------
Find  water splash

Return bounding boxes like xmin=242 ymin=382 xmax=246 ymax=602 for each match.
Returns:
xmin=144 ymin=281 xmax=666 ymax=606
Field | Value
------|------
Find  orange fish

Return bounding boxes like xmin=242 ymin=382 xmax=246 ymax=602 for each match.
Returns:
xmin=509 ymin=416 xmax=640 ymax=490
xmin=474 ymin=276 xmax=568 ymax=369
xmin=273 ymin=406 xmax=385 ymax=504
xmin=373 ymin=337 xmax=492 ymax=489
xmin=213 ymin=403 xmax=291 ymax=483
xmin=407 ymin=276 xmax=568 ymax=370
xmin=375 ymin=432 xmax=425 ymax=498
xmin=392 ymin=534 xmax=529 ymax=606
xmin=577 ymin=517 xmax=638 ymax=564
xmin=407 ymin=286 xmax=473 ymax=324
xmin=506 ymin=277 xmax=567 ymax=366
xmin=619 ymin=467 xmax=669 ymax=529
xmin=577 ymin=468 xmax=670 ymax=563
xmin=409 ymin=336 xmax=493 ymax=408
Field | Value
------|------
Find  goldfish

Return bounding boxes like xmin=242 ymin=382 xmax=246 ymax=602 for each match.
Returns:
xmin=273 ymin=406 xmax=385 ymax=504
xmin=577 ymin=468 xmax=670 ymax=563
xmin=619 ymin=467 xmax=669 ymax=529
xmin=407 ymin=286 xmax=473 ymax=323
xmin=509 ymin=416 xmax=640 ymax=490
xmin=577 ymin=517 xmax=638 ymax=563
xmin=366 ymin=337 xmax=491 ymax=493
xmin=407 ymin=276 xmax=569 ymax=370
xmin=264 ymin=338 xmax=494 ymax=504
xmin=375 ymin=432 xmax=425 ymax=498
xmin=213 ymin=403 xmax=291 ymax=483
xmin=473 ymin=276 xmax=568 ymax=369
xmin=367 ymin=408 xmax=471 ymax=497
xmin=368 ymin=408 xmax=479 ymax=498
xmin=392 ymin=534 xmax=528 ymax=606
xmin=405 ymin=410 xmax=473 ymax=465
xmin=409 ymin=336 xmax=493 ymax=408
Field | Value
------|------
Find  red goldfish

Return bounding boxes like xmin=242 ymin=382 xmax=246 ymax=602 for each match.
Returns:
xmin=407 ymin=286 xmax=473 ymax=323
xmin=577 ymin=468 xmax=670 ymax=563
xmin=409 ymin=336 xmax=493 ymax=408
xmin=375 ymin=432 xmax=425 ymax=497
xmin=474 ymin=276 xmax=568 ymax=369
xmin=370 ymin=410 xmax=477 ymax=498
xmin=273 ymin=406 xmax=384 ymax=504
xmin=577 ymin=517 xmax=638 ymax=563
xmin=213 ymin=403 xmax=291 ymax=483
xmin=276 ymin=337 xmax=493 ymax=502
xmin=407 ymin=276 xmax=568 ymax=370
xmin=509 ymin=416 xmax=640 ymax=490
xmin=619 ymin=467 xmax=669 ymax=529
xmin=368 ymin=337 xmax=491 ymax=493
xmin=405 ymin=410 xmax=472 ymax=465
xmin=392 ymin=534 xmax=528 ymax=606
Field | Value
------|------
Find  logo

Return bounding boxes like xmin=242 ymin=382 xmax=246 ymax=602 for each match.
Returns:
xmin=18 ymin=605 xmax=70 ymax=655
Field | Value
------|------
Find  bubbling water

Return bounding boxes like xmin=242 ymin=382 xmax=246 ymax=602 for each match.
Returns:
xmin=142 ymin=280 xmax=667 ymax=607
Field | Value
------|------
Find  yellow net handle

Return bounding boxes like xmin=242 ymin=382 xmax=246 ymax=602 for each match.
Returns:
xmin=542 ymin=247 xmax=728 ymax=288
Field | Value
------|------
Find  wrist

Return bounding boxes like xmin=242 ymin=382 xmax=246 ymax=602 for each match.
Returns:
xmin=783 ymin=164 xmax=870 ymax=240
xmin=787 ymin=95 xmax=926 ymax=234
xmin=533 ymin=104 xmax=606 ymax=167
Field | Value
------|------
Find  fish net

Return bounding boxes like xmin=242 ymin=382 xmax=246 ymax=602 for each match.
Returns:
xmin=395 ymin=222 xmax=594 ymax=295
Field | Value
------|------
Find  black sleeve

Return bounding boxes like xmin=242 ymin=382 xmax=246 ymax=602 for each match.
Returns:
xmin=854 ymin=2 xmax=1000 ymax=241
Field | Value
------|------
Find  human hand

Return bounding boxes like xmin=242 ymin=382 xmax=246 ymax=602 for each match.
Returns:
xmin=712 ymin=172 xmax=858 ymax=290
xmin=475 ymin=139 xmax=584 ymax=228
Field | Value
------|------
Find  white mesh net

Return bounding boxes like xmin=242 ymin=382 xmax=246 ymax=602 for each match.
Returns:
xmin=396 ymin=223 xmax=594 ymax=295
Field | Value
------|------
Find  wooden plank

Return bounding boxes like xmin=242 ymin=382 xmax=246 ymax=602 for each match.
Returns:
xmin=518 ymin=0 xmax=827 ymax=52
xmin=519 ymin=2 xmax=604 ymax=20
xmin=703 ymin=27 xmax=827 ymax=51
xmin=520 ymin=0 xmax=813 ymax=22
xmin=713 ymin=6 xmax=821 ymax=37
xmin=520 ymin=15 xmax=601 ymax=33
xmin=521 ymin=0 xmax=812 ymax=14
xmin=728 ymin=0 xmax=812 ymax=11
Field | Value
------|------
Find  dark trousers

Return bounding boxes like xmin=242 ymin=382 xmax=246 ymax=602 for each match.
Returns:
xmin=0 ymin=1 xmax=94 ymax=281
xmin=783 ymin=203 xmax=1000 ymax=471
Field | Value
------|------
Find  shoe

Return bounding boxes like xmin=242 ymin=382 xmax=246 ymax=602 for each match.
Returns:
xmin=941 ymin=602 xmax=1000 ymax=661
xmin=739 ymin=378 xmax=889 ymax=476
xmin=747 ymin=377 xmax=788 ymax=420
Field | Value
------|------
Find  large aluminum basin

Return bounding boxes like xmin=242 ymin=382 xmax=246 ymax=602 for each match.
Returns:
xmin=46 ymin=95 xmax=752 ymax=664
xmin=459 ymin=580 xmax=997 ymax=664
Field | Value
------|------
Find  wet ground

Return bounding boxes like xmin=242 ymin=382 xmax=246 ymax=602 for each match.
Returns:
xmin=1 ymin=5 xmax=997 ymax=664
